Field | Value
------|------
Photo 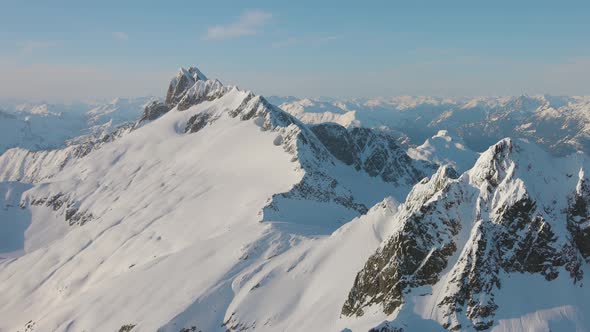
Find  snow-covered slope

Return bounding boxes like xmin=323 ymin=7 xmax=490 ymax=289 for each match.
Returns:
xmin=214 ymin=198 xmax=402 ymax=332
xmin=3 ymin=67 xmax=590 ymax=332
xmin=408 ymin=130 xmax=479 ymax=173
xmin=0 ymin=67 xmax=433 ymax=332
xmin=343 ymin=138 xmax=590 ymax=331
xmin=0 ymin=121 xmax=134 ymax=185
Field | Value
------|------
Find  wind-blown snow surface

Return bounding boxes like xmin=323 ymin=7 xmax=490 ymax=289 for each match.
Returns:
xmin=0 ymin=69 xmax=432 ymax=332
xmin=0 ymin=92 xmax=302 ymax=332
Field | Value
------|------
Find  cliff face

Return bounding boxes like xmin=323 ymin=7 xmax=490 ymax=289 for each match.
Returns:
xmin=344 ymin=138 xmax=590 ymax=331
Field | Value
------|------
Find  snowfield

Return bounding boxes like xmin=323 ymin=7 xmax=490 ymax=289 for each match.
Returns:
xmin=0 ymin=69 xmax=429 ymax=332
xmin=0 ymin=88 xmax=306 ymax=331
xmin=1 ymin=68 xmax=590 ymax=332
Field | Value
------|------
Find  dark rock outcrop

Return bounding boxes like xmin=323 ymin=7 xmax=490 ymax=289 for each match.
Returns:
xmin=166 ymin=67 xmax=207 ymax=107
xmin=29 ymin=193 xmax=93 ymax=226
xmin=342 ymin=166 xmax=461 ymax=317
xmin=311 ymin=123 xmax=435 ymax=185
xmin=568 ymin=176 xmax=590 ymax=259
xmin=343 ymin=139 xmax=590 ymax=331
xmin=137 ymin=101 xmax=170 ymax=124
xmin=185 ymin=112 xmax=213 ymax=134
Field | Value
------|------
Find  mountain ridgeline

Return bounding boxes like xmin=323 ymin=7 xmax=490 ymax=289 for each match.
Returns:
xmin=343 ymin=138 xmax=590 ymax=331
xmin=275 ymin=95 xmax=590 ymax=157
xmin=0 ymin=67 xmax=589 ymax=332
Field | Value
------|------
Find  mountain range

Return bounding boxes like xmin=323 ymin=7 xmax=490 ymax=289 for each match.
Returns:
xmin=0 ymin=97 xmax=152 ymax=155
xmin=0 ymin=67 xmax=589 ymax=332
xmin=273 ymin=95 xmax=590 ymax=156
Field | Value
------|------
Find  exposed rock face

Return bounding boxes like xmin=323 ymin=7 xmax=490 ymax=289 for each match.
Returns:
xmin=260 ymin=121 xmax=435 ymax=229
xmin=136 ymin=68 xmax=213 ymax=127
xmin=343 ymin=138 xmax=590 ymax=330
xmin=166 ymin=67 xmax=207 ymax=107
xmin=277 ymin=94 xmax=590 ymax=157
xmin=437 ymin=196 xmax=582 ymax=330
xmin=311 ymin=123 xmax=435 ymax=185
xmin=28 ymin=193 xmax=92 ymax=226
xmin=185 ymin=112 xmax=212 ymax=134
xmin=342 ymin=166 xmax=462 ymax=317
xmin=568 ymin=174 xmax=590 ymax=259
xmin=157 ymin=69 xmax=436 ymax=231
xmin=310 ymin=124 xmax=356 ymax=164
xmin=368 ymin=325 xmax=404 ymax=332
xmin=175 ymin=79 xmax=226 ymax=111
xmin=137 ymin=101 xmax=170 ymax=125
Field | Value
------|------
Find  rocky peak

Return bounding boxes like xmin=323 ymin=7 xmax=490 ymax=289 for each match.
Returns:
xmin=165 ymin=66 xmax=208 ymax=107
xmin=341 ymin=164 xmax=462 ymax=317
xmin=343 ymin=137 xmax=590 ymax=330
xmin=135 ymin=100 xmax=170 ymax=127
xmin=569 ymin=167 xmax=590 ymax=259
xmin=469 ymin=138 xmax=515 ymax=187
xmin=403 ymin=165 xmax=457 ymax=212
xmin=184 ymin=66 xmax=207 ymax=81
xmin=175 ymin=79 xmax=226 ymax=111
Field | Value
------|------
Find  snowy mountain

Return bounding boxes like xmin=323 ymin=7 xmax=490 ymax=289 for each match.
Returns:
xmin=275 ymin=95 xmax=590 ymax=157
xmin=408 ymin=130 xmax=479 ymax=173
xmin=278 ymin=98 xmax=359 ymax=127
xmin=343 ymin=138 xmax=590 ymax=331
xmin=0 ymin=67 xmax=435 ymax=331
xmin=1 ymin=67 xmax=590 ymax=332
xmin=0 ymin=97 xmax=151 ymax=155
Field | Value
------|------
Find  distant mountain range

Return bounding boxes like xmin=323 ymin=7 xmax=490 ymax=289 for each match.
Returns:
xmin=0 ymin=97 xmax=153 ymax=154
xmin=273 ymin=95 xmax=590 ymax=156
xmin=0 ymin=68 xmax=589 ymax=332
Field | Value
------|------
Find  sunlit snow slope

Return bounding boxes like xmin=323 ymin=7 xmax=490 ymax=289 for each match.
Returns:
xmin=4 ymin=67 xmax=588 ymax=332
xmin=0 ymin=68 xmax=431 ymax=332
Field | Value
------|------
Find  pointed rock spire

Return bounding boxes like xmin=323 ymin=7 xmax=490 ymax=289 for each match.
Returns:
xmin=165 ymin=66 xmax=207 ymax=107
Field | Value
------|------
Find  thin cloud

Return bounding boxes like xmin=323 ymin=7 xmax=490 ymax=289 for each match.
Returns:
xmin=205 ymin=10 xmax=272 ymax=40
xmin=112 ymin=31 xmax=129 ymax=41
xmin=20 ymin=41 xmax=59 ymax=54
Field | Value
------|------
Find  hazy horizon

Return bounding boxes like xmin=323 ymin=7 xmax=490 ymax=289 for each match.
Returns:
xmin=1 ymin=1 xmax=590 ymax=101
xmin=2 ymin=90 xmax=590 ymax=107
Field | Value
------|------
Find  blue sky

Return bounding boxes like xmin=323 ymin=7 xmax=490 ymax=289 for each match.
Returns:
xmin=1 ymin=0 xmax=589 ymax=101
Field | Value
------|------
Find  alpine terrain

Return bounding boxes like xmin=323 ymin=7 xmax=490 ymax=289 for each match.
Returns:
xmin=0 ymin=67 xmax=589 ymax=332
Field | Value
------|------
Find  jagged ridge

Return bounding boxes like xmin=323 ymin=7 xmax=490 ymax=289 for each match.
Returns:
xmin=344 ymin=138 xmax=590 ymax=331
